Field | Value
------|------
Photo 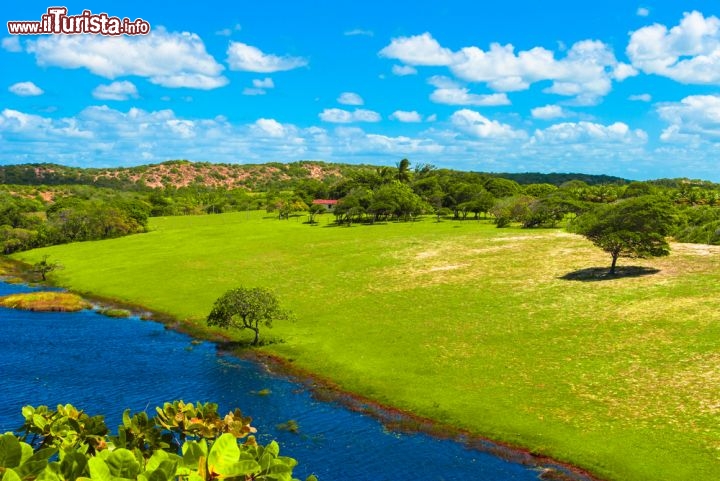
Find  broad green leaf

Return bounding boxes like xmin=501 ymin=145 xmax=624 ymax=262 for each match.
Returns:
xmin=60 ymin=451 xmax=89 ymax=480
xmin=216 ymin=460 xmax=260 ymax=478
xmin=206 ymin=434 xmax=239 ymax=474
xmin=28 ymin=448 xmax=58 ymax=463
xmin=2 ymin=468 xmax=22 ymax=481
xmin=0 ymin=434 xmax=22 ymax=468
xmin=105 ymin=449 xmax=140 ymax=479
xmin=36 ymin=464 xmax=62 ymax=481
xmin=264 ymin=441 xmax=279 ymax=458
xmin=181 ymin=441 xmax=206 ymax=469
xmin=87 ymin=457 xmax=112 ymax=481
xmin=15 ymin=460 xmax=49 ymax=478
xmin=19 ymin=443 xmax=33 ymax=465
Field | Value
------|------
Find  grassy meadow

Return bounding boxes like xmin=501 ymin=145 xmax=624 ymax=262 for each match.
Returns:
xmin=12 ymin=211 xmax=720 ymax=481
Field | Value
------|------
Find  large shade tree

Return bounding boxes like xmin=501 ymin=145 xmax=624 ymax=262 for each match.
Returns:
xmin=572 ymin=196 xmax=677 ymax=274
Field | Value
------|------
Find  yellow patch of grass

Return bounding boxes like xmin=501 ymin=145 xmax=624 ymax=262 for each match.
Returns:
xmin=0 ymin=291 xmax=91 ymax=312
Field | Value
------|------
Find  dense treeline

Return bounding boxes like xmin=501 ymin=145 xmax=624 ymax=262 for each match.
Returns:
xmin=0 ymin=186 xmax=150 ymax=253
xmin=265 ymin=161 xmax=720 ymax=246
xmin=2 ymin=160 xmax=720 ymax=254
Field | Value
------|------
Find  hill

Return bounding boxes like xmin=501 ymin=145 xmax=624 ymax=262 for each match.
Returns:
xmin=0 ymin=160 xmax=632 ymax=191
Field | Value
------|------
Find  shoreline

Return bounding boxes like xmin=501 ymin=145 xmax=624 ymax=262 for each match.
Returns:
xmin=1 ymin=256 xmax=603 ymax=481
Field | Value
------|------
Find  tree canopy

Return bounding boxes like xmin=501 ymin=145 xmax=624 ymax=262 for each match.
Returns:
xmin=571 ymin=196 xmax=676 ymax=274
xmin=207 ymin=287 xmax=292 ymax=345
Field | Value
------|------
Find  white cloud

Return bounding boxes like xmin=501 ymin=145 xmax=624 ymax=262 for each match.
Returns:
xmin=627 ymin=11 xmax=720 ymax=84
xmin=92 ymin=81 xmax=139 ymax=100
xmin=242 ymin=88 xmax=266 ymax=96
xmin=532 ymin=121 xmax=647 ymax=144
xmin=253 ymin=78 xmax=275 ymax=88
xmin=656 ymin=95 xmax=720 ymax=141
xmin=426 ymin=114 xmax=437 ymax=122
xmin=337 ymin=92 xmax=364 ymax=105
xmin=345 ymin=29 xmax=373 ymax=37
xmin=431 ymin=88 xmax=510 ymax=106
xmin=319 ymin=108 xmax=381 ymax=123
xmin=613 ymin=63 xmax=639 ymax=80
xmin=9 ymin=81 xmax=44 ymax=96
xmin=379 ymin=32 xmax=455 ymax=66
xmin=0 ymin=109 xmax=91 ymax=138
xmin=450 ymin=109 xmax=526 ymax=139
xmin=25 ymin=27 xmax=227 ymax=89
xmin=637 ymin=7 xmax=650 ymax=17
xmin=629 ymin=93 xmax=652 ymax=102
xmin=2 ymin=37 xmax=22 ymax=52
xmin=531 ymin=105 xmax=568 ymax=120
xmin=390 ymin=110 xmax=422 ymax=122
xmin=382 ymin=34 xmax=625 ymax=104
xmin=252 ymin=118 xmax=287 ymax=137
xmin=392 ymin=65 xmax=417 ymax=76
xmin=216 ymin=24 xmax=241 ymax=36
xmin=226 ymin=42 xmax=307 ymax=73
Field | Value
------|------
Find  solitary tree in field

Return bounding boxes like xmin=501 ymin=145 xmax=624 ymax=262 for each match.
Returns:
xmin=207 ymin=287 xmax=293 ymax=346
xmin=33 ymin=255 xmax=61 ymax=281
xmin=571 ymin=196 xmax=676 ymax=275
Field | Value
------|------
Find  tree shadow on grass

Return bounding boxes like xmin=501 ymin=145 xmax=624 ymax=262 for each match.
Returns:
xmin=560 ymin=266 xmax=660 ymax=282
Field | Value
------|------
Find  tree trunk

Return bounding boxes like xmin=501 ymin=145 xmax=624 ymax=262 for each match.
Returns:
xmin=609 ymin=253 xmax=619 ymax=275
xmin=251 ymin=327 xmax=259 ymax=345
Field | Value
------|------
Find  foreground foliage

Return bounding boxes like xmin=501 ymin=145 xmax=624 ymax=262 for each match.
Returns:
xmin=1 ymin=401 xmax=315 ymax=481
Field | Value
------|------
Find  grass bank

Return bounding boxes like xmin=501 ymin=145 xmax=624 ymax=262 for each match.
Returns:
xmin=0 ymin=291 xmax=91 ymax=311
xmin=12 ymin=211 xmax=720 ymax=481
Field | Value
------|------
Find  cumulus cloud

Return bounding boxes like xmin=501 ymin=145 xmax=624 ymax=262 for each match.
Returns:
xmin=9 ymin=81 xmax=44 ymax=96
xmin=431 ymin=88 xmax=510 ymax=106
xmin=382 ymin=33 xmax=628 ymax=104
xmin=2 ymin=37 xmax=22 ymax=52
xmin=0 ymin=108 xmax=91 ymax=139
xmin=629 ymin=93 xmax=652 ymax=102
xmin=532 ymin=121 xmax=647 ymax=144
xmin=226 ymin=41 xmax=307 ymax=73
xmin=379 ymin=32 xmax=455 ymax=66
xmin=390 ymin=110 xmax=422 ymax=122
xmin=391 ymin=65 xmax=417 ymax=76
xmin=656 ymin=95 xmax=720 ymax=141
xmin=627 ymin=11 xmax=720 ymax=84
xmin=531 ymin=105 xmax=568 ymax=120
xmin=252 ymin=118 xmax=287 ymax=137
xmin=337 ymin=92 xmax=364 ymax=105
xmin=92 ymin=81 xmax=139 ymax=100
xmin=25 ymin=27 xmax=227 ymax=89
xmin=319 ymin=108 xmax=381 ymax=123
xmin=450 ymin=109 xmax=526 ymax=139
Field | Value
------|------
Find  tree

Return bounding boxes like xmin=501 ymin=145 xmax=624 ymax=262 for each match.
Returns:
xmin=207 ymin=287 xmax=292 ymax=345
xmin=33 ymin=255 xmax=61 ymax=281
xmin=571 ymin=196 xmax=676 ymax=275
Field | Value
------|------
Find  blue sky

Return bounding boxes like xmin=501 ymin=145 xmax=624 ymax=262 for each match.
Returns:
xmin=2 ymin=1 xmax=720 ymax=181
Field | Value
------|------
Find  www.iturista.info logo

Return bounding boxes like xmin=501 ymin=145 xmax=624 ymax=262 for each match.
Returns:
xmin=7 ymin=7 xmax=151 ymax=35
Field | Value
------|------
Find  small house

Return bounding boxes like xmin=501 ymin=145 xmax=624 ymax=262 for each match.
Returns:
xmin=312 ymin=199 xmax=338 ymax=212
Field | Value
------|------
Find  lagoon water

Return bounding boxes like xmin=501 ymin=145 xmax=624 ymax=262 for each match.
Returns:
xmin=0 ymin=280 xmax=557 ymax=481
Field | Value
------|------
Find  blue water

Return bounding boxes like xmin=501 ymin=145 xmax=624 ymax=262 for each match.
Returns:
xmin=0 ymin=281 xmax=568 ymax=481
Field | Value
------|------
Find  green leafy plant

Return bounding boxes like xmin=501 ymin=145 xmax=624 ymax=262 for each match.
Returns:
xmin=2 ymin=402 xmax=316 ymax=481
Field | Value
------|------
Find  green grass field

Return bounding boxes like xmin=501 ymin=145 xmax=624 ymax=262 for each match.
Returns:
xmin=12 ymin=211 xmax=720 ymax=481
